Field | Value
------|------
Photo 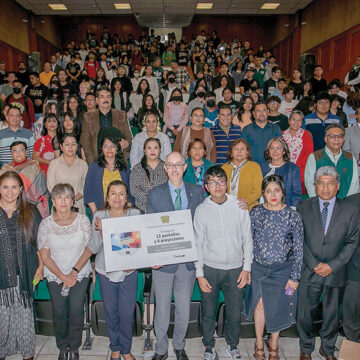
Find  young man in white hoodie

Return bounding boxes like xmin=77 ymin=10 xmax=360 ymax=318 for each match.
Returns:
xmin=193 ymin=166 xmax=253 ymax=360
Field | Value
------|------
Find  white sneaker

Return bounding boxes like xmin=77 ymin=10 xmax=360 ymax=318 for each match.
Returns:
xmin=203 ymin=347 xmax=218 ymax=360
xmin=226 ymin=345 xmax=242 ymax=359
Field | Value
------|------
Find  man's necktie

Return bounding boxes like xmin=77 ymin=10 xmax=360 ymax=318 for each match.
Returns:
xmin=174 ymin=188 xmax=182 ymax=211
xmin=321 ymin=202 xmax=329 ymax=232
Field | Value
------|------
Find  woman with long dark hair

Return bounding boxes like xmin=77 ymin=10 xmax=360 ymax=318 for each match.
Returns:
xmin=0 ymin=171 xmax=43 ymax=360
xmin=52 ymin=112 xmax=85 ymax=160
xmin=47 ymin=134 xmax=88 ymax=215
xmin=130 ymin=112 xmax=171 ymax=168
xmin=130 ymin=79 xmax=152 ymax=115
xmin=136 ymin=94 xmax=162 ymax=131
xmin=89 ymin=180 xmax=140 ymax=360
xmin=0 ymin=141 xmax=49 ymax=218
xmin=32 ymin=113 xmax=58 ymax=176
xmin=130 ymin=138 xmax=167 ymax=212
xmin=299 ymin=81 xmax=314 ymax=99
xmin=232 ymin=95 xmax=254 ymax=130
xmin=289 ymin=69 xmax=304 ymax=100
xmin=110 ymin=78 xmax=131 ymax=113
xmin=94 ymin=67 xmax=110 ymax=91
xmin=66 ymin=94 xmax=83 ymax=121
xmin=84 ymin=134 xmax=130 ymax=216
xmin=245 ymin=175 xmax=303 ymax=360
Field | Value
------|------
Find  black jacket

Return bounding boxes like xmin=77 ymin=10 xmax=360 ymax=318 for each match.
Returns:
xmin=297 ymin=196 xmax=359 ymax=287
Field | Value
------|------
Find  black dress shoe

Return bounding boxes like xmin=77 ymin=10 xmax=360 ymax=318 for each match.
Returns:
xmin=174 ymin=349 xmax=189 ymax=360
xmin=69 ymin=352 xmax=79 ymax=360
xmin=58 ymin=351 xmax=69 ymax=360
xmin=151 ymin=353 xmax=168 ymax=360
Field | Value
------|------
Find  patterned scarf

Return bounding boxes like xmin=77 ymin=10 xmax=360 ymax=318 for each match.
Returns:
xmin=283 ymin=128 xmax=305 ymax=164
xmin=0 ymin=209 xmax=37 ymax=307
xmin=230 ymin=161 xmax=248 ymax=194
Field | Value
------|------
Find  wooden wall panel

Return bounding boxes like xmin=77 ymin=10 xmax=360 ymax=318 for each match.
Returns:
xmin=272 ymin=23 xmax=360 ymax=83
xmin=287 ymin=34 xmax=294 ymax=75
xmin=0 ymin=40 xmax=27 ymax=71
xmin=306 ymin=23 xmax=360 ymax=82
xmin=350 ymin=28 xmax=360 ymax=59
xmin=59 ymin=16 xmax=144 ymax=47
xmin=183 ymin=16 xmax=267 ymax=49
xmin=333 ymin=34 xmax=348 ymax=70
xmin=35 ymin=34 xmax=58 ymax=66
xmin=270 ymin=29 xmax=299 ymax=78
xmin=318 ymin=42 xmax=331 ymax=70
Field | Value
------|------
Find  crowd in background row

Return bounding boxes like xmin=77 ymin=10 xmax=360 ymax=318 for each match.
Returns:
xmin=0 ymin=27 xmax=360 ymax=360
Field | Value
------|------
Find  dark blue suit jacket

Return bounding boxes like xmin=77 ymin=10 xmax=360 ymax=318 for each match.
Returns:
xmin=146 ymin=181 xmax=204 ymax=273
xmin=260 ymin=161 xmax=302 ymax=207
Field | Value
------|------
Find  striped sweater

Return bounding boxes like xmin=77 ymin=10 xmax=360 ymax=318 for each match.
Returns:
xmin=211 ymin=123 xmax=242 ymax=165
xmin=0 ymin=127 xmax=34 ymax=166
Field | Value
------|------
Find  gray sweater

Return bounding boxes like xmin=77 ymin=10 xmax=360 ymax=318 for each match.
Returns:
xmin=193 ymin=194 xmax=253 ymax=277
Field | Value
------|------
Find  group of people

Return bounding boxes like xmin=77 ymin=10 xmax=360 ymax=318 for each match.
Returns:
xmin=0 ymin=28 xmax=359 ymax=360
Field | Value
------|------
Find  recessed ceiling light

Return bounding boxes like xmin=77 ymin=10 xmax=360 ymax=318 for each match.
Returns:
xmin=261 ymin=2 xmax=280 ymax=9
xmin=114 ymin=3 xmax=131 ymax=9
xmin=196 ymin=3 xmax=213 ymax=10
xmin=48 ymin=3 xmax=67 ymax=10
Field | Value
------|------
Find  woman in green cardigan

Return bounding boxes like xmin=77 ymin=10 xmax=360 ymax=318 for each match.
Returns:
xmin=183 ymin=138 xmax=214 ymax=194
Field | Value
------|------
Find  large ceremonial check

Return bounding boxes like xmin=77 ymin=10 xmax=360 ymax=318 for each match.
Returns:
xmin=102 ymin=209 xmax=198 ymax=272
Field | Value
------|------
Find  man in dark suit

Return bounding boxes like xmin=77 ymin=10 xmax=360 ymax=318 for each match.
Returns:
xmin=343 ymin=193 xmax=360 ymax=343
xmin=146 ymin=152 xmax=204 ymax=360
xmin=80 ymin=86 xmax=133 ymax=163
xmin=297 ymin=166 xmax=360 ymax=360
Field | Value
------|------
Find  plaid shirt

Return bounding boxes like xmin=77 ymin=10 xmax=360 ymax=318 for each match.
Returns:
xmin=175 ymin=67 xmax=190 ymax=88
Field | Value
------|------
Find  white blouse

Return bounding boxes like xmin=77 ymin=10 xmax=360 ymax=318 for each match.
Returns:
xmin=37 ymin=213 xmax=92 ymax=284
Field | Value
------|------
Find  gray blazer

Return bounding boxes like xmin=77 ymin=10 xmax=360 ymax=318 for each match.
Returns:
xmin=297 ymin=197 xmax=360 ymax=287
xmin=344 ymin=125 xmax=360 ymax=164
xmin=146 ymin=181 xmax=204 ymax=273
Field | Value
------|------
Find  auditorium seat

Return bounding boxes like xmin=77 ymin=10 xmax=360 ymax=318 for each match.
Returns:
xmin=90 ymin=272 xmax=144 ymax=337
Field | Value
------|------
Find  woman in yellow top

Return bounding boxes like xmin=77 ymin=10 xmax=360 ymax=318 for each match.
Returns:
xmin=222 ymin=139 xmax=263 ymax=211
xmin=84 ymin=134 xmax=131 ymax=216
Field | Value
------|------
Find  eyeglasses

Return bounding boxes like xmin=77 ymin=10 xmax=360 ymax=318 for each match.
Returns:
xmin=103 ymin=144 xmax=117 ymax=149
xmin=11 ymin=148 xmax=25 ymax=153
xmin=165 ymin=163 xmax=185 ymax=169
xmin=326 ymin=134 xmax=344 ymax=140
xmin=207 ymin=179 xmax=227 ymax=187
